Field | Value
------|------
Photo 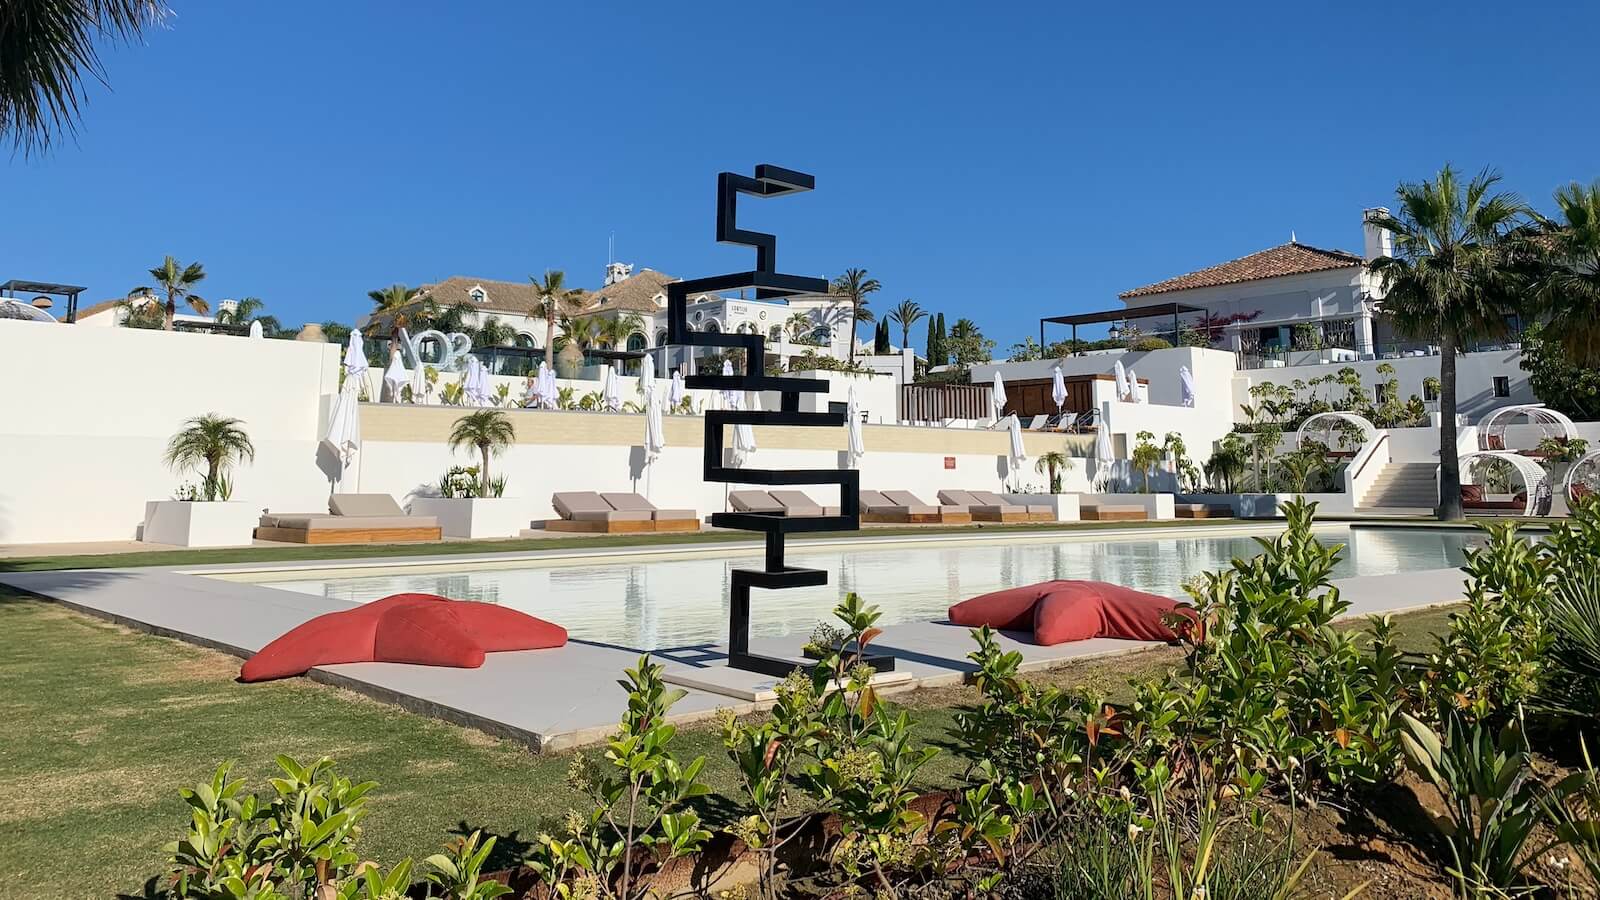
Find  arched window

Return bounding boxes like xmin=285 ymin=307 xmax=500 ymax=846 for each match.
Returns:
xmin=768 ymin=325 xmax=783 ymax=341
xmin=626 ymin=333 xmax=647 ymax=352
xmin=655 ymin=329 xmax=669 ymax=346
xmin=811 ymin=325 xmax=832 ymax=344
xmin=705 ymin=320 xmax=722 ymax=333
xmin=514 ymin=332 xmax=538 ymax=349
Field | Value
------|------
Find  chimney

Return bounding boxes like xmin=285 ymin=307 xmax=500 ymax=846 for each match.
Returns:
xmin=603 ymin=261 xmax=633 ymax=287
xmin=217 ymin=298 xmax=239 ymax=317
xmin=1362 ymin=207 xmax=1393 ymax=261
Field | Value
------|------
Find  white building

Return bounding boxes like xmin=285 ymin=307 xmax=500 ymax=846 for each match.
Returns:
xmin=359 ymin=262 xmax=855 ymax=365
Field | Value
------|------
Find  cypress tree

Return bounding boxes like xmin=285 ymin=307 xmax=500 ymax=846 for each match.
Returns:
xmin=925 ymin=316 xmax=938 ymax=363
xmin=933 ymin=313 xmax=948 ymax=366
xmin=874 ymin=320 xmax=890 ymax=353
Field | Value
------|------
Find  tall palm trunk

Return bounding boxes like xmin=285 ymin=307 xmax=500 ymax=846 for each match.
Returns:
xmin=163 ymin=292 xmax=176 ymax=331
xmin=848 ymin=305 xmax=858 ymax=359
xmin=480 ymin=445 xmax=492 ymax=497
xmin=545 ymin=312 xmax=556 ymax=372
xmin=1437 ymin=333 xmax=1463 ymax=520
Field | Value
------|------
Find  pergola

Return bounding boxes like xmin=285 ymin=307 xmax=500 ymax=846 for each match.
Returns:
xmin=1039 ymin=302 xmax=1208 ymax=354
xmin=1457 ymin=450 xmax=1552 ymax=516
xmin=1565 ymin=450 xmax=1600 ymax=504
xmin=1295 ymin=412 xmax=1377 ymax=455
xmin=0 ymin=279 xmax=87 ymax=323
xmin=1479 ymin=403 xmax=1578 ymax=452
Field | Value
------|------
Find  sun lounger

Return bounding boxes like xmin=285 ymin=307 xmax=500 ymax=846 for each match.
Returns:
xmin=547 ymin=491 xmax=653 ymax=533
xmin=730 ymin=490 xmax=786 ymax=515
xmin=1049 ymin=412 xmax=1078 ymax=432
xmin=1174 ymin=503 xmax=1232 ymax=519
xmin=859 ymin=490 xmax=914 ymax=523
xmin=971 ymin=490 xmax=1054 ymax=522
xmin=939 ymin=489 xmax=1028 ymax=523
xmin=882 ymin=490 xmax=973 ymax=525
xmin=1024 ymin=415 xmax=1049 ymax=431
xmin=255 ymin=493 xmax=443 ymax=544
xmin=600 ymin=492 xmax=702 ymax=532
xmin=770 ymin=489 xmax=840 ymax=517
xmin=1080 ymin=503 xmax=1148 ymax=522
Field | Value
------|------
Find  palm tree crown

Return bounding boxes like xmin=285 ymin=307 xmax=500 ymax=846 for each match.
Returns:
xmin=448 ymin=409 xmax=516 ymax=496
xmin=830 ymin=268 xmax=880 ymax=357
xmin=1527 ymin=180 xmax=1600 ymax=366
xmin=132 ymin=256 xmax=207 ymax=331
xmin=533 ymin=270 xmax=585 ymax=370
xmin=163 ymin=414 xmax=255 ymax=501
xmin=887 ymin=299 xmax=926 ymax=351
xmin=368 ymin=284 xmax=429 ymax=339
xmin=1367 ymin=165 xmax=1526 ymax=520
xmin=0 ymin=0 xmax=163 ymax=155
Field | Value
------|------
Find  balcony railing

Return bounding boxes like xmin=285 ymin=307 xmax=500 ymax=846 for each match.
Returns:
xmin=1237 ymin=336 xmax=1526 ymax=371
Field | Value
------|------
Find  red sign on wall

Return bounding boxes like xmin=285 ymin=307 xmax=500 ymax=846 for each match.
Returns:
xmin=944 ymin=457 xmax=956 ymax=469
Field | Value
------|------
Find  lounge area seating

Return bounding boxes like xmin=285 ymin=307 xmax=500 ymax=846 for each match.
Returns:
xmin=730 ymin=490 xmax=838 ymax=517
xmin=859 ymin=490 xmax=973 ymax=525
xmin=255 ymin=493 xmax=443 ymax=544
xmin=947 ymin=580 xmax=1198 ymax=646
xmin=971 ymin=490 xmax=1053 ymax=522
xmin=1460 ymin=485 xmax=1528 ymax=512
xmin=1080 ymin=502 xmax=1149 ymax=522
xmin=938 ymin=489 xmax=1026 ymax=523
xmin=1174 ymin=503 xmax=1232 ymax=519
xmin=547 ymin=492 xmax=700 ymax=533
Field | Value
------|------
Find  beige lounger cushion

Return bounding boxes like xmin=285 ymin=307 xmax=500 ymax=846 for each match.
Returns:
xmin=329 ymin=494 xmax=406 ymax=517
xmin=859 ymin=490 xmax=901 ymax=512
xmin=940 ymin=489 xmax=1021 ymax=514
xmin=972 ymin=490 xmax=1042 ymax=512
xmin=553 ymin=492 xmax=651 ymax=523
xmin=770 ymin=490 xmax=828 ymax=517
xmin=600 ymin=495 xmax=697 ymax=521
xmin=730 ymin=490 xmax=784 ymax=513
xmin=879 ymin=490 xmax=938 ymax=516
xmin=264 ymin=514 xmax=437 ymax=530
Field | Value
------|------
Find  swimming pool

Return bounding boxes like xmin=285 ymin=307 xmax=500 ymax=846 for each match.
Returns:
xmin=245 ymin=526 xmax=1484 ymax=651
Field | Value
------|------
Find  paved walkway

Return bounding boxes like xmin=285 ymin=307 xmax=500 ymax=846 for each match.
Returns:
xmin=0 ymin=554 xmax=1472 ymax=752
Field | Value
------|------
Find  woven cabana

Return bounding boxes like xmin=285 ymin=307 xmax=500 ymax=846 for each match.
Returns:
xmin=1455 ymin=450 xmax=1552 ymax=516
xmin=1295 ymin=412 xmax=1377 ymax=456
xmin=1565 ymin=450 xmax=1600 ymax=504
xmin=1479 ymin=403 xmax=1578 ymax=452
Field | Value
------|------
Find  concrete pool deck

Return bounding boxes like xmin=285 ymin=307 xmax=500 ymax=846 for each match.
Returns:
xmin=0 ymin=526 xmax=1476 ymax=752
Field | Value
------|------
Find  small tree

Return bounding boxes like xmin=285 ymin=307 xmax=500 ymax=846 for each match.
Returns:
xmin=132 ymin=256 xmax=208 ymax=331
xmin=887 ymin=299 xmax=926 ymax=351
xmin=830 ymin=267 xmax=880 ymax=358
xmin=1130 ymin=430 xmax=1163 ymax=493
xmin=1033 ymin=450 xmax=1072 ymax=493
xmin=164 ymin=414 xmax=255 ymax=501
xmin=448 ymin=410 xmax=515 ymax=497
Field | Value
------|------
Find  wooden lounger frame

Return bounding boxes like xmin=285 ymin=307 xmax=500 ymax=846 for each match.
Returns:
xmin=969 ymin=509 xmax=1030 ymax=523
xmin=861 ymin=509 xmax=975 ymax=525
xmin=254 ymin=525 xmax=444 ymax=544
xmin=1080 ymin=507 xmax=1148 ymax=522
xmin=1175 ymin=505 xmax=1232 ymax=519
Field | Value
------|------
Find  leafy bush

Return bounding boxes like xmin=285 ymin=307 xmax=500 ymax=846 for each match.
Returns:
xmin=1420 ymin=520 xmax=1551 ymax=724
xmin=1538 ymin=495 xmax=1600 ymax=719
xmin=1140 ymin=498 xmax=1404 ymax=794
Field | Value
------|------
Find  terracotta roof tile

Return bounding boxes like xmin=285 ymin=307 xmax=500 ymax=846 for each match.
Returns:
xmin=1119 ymin=242 xmax=1363 ymax=299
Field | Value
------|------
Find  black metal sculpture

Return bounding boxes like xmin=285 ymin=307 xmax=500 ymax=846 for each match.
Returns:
xmin=666 ymin=165 xmax=893 ymax=677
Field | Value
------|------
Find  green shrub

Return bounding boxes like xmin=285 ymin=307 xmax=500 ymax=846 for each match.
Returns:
xmin=1420 ymin=520 xmax=1551 ymax=724
xmin=1137 ymin=498 xmax=1404 ymax=794
xmin=1538 ymin=495 xmax=1600 ymax=719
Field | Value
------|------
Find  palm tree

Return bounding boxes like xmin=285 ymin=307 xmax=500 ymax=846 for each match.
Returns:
xmin=368 ymin=284 xmax=427 ymax=340
xmin=1204 ymin=435 xmax=1248 ymax=493
xmin=830 ymin=268 xmax=880 ymax=358
xmin=215 ymin=296 xmax=269 ymax=332
xmin=132 ymin=256 xmax=208 ymax=331
xmin=448 ymin=409 xmax=516 ymax=497
xmin=532 ymin=270 xmax=584 ymax=371
xmin=472 ymin=315 xmax=517 ymax=349
xmin=597 ymin=314 xmax=646 ymax=351
xmin=1034 ymin=450 xmax=1073 ymax=493
xmin=0 ymin=0 xmax=162 ymax=154
xmin=1367 ymin=166 xmax=1526 ymax=520
xmin=321 ymin=321 xmax=352 ymax=345
xmin=886 ymin=299 xmax=925 ymax=352
xmin=1526 ymin=180 xmax=1600 ymax=366
xmin=163 ymin=414 xmax=255 ymax=501
xmin=558 ymin=315 xmax=602 ymax=351
xmin=786 ymin=312 xmax=814 ymax=343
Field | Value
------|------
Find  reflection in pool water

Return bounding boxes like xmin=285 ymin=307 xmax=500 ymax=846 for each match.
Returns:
xmin=254 ymin=527 xmax=1484 ymax=651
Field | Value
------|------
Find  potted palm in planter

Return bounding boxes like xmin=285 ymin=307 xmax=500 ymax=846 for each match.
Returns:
xmin=409 ymin=409 xmax=527 ymax=538
xmin=144 ymin=414 xmax=259 ymax=547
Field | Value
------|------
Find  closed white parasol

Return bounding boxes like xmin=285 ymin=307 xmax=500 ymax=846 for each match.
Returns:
xmin=991 ymin=371 xmax=1008 ymax=423
xmin=382 ymin=349 xmax=407 ymax=403
xmin=1051 ymin=365 xmax=1067 ymax=413
xmin=643 ymin=366 xmax=666 ymax=467
xmin=1093 ymin=420 xmax=1115 ymax=490
xmin=1112 ymin=359 xmax=1128 ymax=401
xmin=1179 ymin=365 xmax=1197 ymax=408
xmin=1127 ymin=367 xmax=1142 ymax=403
xmin=1007 ymin=413 xmax=1027 ymax=481
xmin=846 ymin=384 xmax=865 ymax=467
xmin=463 ymin=356 xmax=492 ymax=407
xmin=248 ymin=320 xmax=263 ymax=339
xmin=731 ymin=392 xmax=758 ymax=466
xmin=343 ymin=329 xmax=370 ymax=397
xmin=668 ymin=370 xmax=687 ymax=412
xmin=603 ymin=362 xmax=623 ymax=412
xmin=540 ymin=362 xmax=558 ymax=409
xmin=720 ymin=359 xmax=737 ymax=409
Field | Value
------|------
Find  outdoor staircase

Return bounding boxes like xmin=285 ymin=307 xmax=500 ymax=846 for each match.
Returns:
xmin=1357 ymin=462 xmax=1438 ymax=512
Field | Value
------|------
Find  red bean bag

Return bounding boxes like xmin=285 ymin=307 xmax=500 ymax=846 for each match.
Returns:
xmin=240 ymin=593 xmax=566 ymax=682
xmin=949 ymin=580 xmax=1196 ymax=647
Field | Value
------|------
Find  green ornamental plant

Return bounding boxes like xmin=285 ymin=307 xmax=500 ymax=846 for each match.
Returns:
xmin=423 ymin=831 xmax=511 ymax=900
xmin=1130 ymin=430 xmax=1163 ymax=493
xmin=1034 ymin=450 xmax=1073 ymax=493
xmin=447 ymin=410 xmax=515 ymax=498
xmin=164 ymin=414 xmax=255 ymax=502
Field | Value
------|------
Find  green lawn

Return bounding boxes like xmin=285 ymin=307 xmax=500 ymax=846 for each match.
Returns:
xmin=0 ymin=588 xmax=1456 ymax=900
xmin=0 ymin=517 xmax=1290 ymax=574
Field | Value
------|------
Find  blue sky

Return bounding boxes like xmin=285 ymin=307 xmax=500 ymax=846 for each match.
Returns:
xmin=3 ymin=1 xmax=1597 ymax=349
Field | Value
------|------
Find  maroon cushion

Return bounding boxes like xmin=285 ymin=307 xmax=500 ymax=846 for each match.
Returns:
xmin=372 ymin=599 xmax=486 ymax=668
xmin=240 ymin=592 xmax=565 ymax=682
xmin=1460 ymin=484 xmax=1484 ymax=504
xmin=948 ymin=583 xmax=1058 ymax=631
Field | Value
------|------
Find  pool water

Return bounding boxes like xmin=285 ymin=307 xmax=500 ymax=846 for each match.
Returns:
xmin=254 ymin=527 xmax=1484 ymax=651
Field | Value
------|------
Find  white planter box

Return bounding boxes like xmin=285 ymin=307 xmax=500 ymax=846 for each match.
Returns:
xmin=1076 ymin=492 xmax=1177 ymax=520
xmin=142 ymin=500 xmax=258 ymax=548
xmin=1003 ymin=493 xmax=1080 ymax=521
xmin=408 ymin=497 xmax=529 ymax=539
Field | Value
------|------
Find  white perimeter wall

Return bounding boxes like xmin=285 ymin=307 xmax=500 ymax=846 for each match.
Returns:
xmin=0 ymin=321 xmax=342 ymax=543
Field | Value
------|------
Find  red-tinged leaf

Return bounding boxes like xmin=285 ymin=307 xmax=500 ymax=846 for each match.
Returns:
xmin=859 ymin=686 xmax=878 ymax=718
xmin=1086 ymin=719 xmax=1101 ymax=747
xmin=1334 ymin=727 xmax=1351 ymax=749
xmin=762 ymin=738 xmax=781 ymax=770
xmin=860 ymin=627 xmax=883 ymax=649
